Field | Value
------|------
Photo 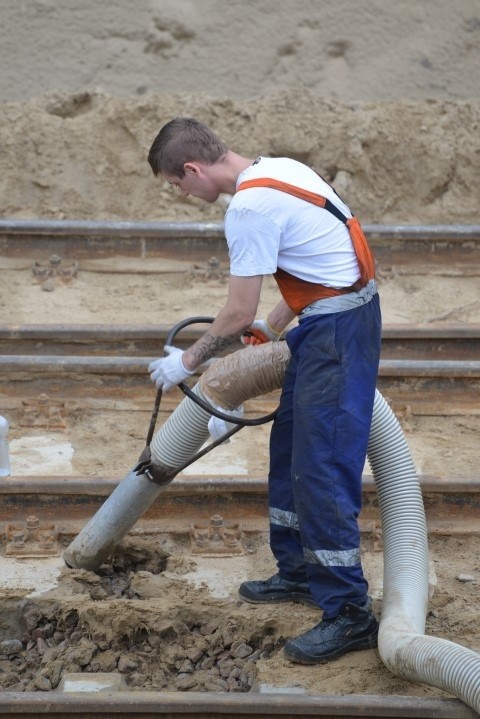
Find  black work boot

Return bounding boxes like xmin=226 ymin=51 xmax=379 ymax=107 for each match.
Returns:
xmin=239 ymin=573 xmax=317 ymax=607
xmin=283 ymin=601 xmax=378 ymax=664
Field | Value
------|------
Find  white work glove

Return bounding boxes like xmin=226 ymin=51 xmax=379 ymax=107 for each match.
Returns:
xmin=241 ymin=319 xmax=282 ymax=346
xmin=208 ymin=405 xmax=244 ymax=444
xmin=148 ymin=345 xmax=194 ymax=392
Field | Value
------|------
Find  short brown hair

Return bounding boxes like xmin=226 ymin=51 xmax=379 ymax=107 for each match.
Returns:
xmin=148 ymin=117 xmax=228 ymax=177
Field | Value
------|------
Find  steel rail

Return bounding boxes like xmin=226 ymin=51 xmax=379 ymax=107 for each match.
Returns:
xmin=2 ymin=474 xmax=478 ymax=499
xmin=1 ymin=325 xmax=479 ymax=364
xmin=0 ymin=690 xmax=476 ymax=719
xmin=1 ymin=355 xmax=479 ymax=376
xmin=1 ymin=218 xmax=480 ymax=240
xmin=0 ymin=219 xmax=226 ymax=239
xmin=0 ymin=323 xmax=479 ymax=342
xmin=2 ymin=473 xmax=479 ymax=495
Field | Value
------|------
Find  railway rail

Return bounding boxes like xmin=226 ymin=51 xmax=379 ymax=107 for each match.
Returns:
xmin=0 ymin=322 xmax=479 ymax=358
xmin=0 ymin=220 xmax=479 ymax=269
xmin=0 ymin=690 xmax=477 ymax=719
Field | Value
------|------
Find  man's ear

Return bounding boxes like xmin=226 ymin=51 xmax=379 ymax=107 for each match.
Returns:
xmin=184 ymin=162 xmax=199 ymax=175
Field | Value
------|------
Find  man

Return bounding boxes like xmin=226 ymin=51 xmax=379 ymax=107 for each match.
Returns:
xmin=147 ymin=117 xmax=381 ymax=664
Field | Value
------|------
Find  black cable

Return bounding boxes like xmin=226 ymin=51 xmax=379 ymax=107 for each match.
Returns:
xmin=166 ymin=316 xmax=278 ymax=426
xmin=145 ymin=388 xmax=162 ymax=446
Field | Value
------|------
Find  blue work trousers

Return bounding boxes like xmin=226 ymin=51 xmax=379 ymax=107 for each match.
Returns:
xmin=268 ymin=293 xmax=381 ymax=618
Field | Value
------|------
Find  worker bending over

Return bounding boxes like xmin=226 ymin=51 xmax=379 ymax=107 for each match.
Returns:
xmin=146 ymin=117 xmax=381 ymax=665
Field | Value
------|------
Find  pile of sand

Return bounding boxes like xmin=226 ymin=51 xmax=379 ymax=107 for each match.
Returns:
xmin=1 ymin=91 xmax=480 ymax=225
xmin=1 ymin=1 xmax=480 ymax=225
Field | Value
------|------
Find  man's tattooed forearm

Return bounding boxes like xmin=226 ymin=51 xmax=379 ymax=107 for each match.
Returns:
xmin=190 ymin=332 xmax=240 ymax=364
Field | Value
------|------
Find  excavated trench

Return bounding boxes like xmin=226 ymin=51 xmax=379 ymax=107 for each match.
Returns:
xmin=1 ymin=531 xmax=479 ymax=700
xmin=0 ymin=536 xmax=284 ymax=695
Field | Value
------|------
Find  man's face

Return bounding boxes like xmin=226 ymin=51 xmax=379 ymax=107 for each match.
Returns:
xmin=163 ymin=163 xmax=220 ymax=203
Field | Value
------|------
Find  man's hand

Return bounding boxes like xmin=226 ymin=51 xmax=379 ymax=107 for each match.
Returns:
xmin=148 ymin=345 xmax=194 ymax=392
xmin=241 ymin=319 xmax=282 ymax=345
xmin=208 ymin=405 xmax=244 ymax=444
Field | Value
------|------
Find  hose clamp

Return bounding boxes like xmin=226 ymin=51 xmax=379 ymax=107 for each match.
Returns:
xmin=134 ymin=446 xmax=176 ymax=486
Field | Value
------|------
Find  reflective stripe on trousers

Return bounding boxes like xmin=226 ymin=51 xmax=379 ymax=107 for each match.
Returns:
xmin=270 ymin=508 xmax=361 ymax=567
xmin=268 ymin=289 xmax=381 ymax=618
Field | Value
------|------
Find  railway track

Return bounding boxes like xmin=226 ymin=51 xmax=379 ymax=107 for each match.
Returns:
xmin=0 ymin=220 xmax=479 ymax=292
xmin=1 ymin=223 xmax=479 ymax=539
xmin=1 ymin=223 xmax=479 ymax=718
xmin=0 ymin=323 xmax=479 ymax=418
xmin=2 ymin=473 xmax=479 ymax=537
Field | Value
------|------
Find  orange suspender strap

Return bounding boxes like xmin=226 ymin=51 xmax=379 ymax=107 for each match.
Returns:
xmin=236 ymin=178 xmax=376 ymax=285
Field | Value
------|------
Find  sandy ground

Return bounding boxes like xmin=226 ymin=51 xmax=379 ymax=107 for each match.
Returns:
xmin=1 ymin=0 xmax=479 ymax=705
xmin=1 ymin=256 xmax=480 ymax=326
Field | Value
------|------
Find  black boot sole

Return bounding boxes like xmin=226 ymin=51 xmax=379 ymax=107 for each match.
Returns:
xmin=284 ymin=630 xmax=378 ymax=664
xmin=239 ymin=588 xmax=318 ymax=608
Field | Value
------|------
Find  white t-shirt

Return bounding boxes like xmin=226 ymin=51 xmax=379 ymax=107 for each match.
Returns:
xmin=225 ymin=156 xmax=360 ymax=288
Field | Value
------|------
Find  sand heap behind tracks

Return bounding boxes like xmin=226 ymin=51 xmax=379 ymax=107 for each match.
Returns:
xmin=1 ymin=91 xmax=480 ymax=226
xmin=1 ymin=1 xmax=480 ymax=224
